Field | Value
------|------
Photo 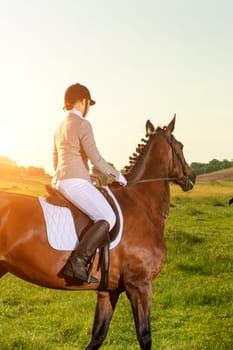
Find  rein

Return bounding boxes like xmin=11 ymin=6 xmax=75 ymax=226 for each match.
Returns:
xmin=136 ymin=176 xmax=186 ymax=184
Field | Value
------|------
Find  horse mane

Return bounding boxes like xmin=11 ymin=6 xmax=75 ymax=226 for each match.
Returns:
xmin=123 ymin=125 xmax=165 ymax=184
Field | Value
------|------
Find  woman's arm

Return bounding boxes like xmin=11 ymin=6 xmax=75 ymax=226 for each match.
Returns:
xmin=79 ymin=120 xmax=119 ymax=180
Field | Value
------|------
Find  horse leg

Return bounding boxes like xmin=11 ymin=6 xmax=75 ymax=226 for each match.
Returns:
xmin=85 ymin=290 xmax=120 ymax=350
xmin=125 ymin=282 xmax=152 ymax=350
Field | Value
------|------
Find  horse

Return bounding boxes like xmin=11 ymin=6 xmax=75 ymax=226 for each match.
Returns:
xmin=0 ymin=115 xmax=195 ymax=349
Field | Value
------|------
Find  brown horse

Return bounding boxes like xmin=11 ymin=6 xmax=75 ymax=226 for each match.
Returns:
xmin=0 ymin=116 xmax=195 ymax=349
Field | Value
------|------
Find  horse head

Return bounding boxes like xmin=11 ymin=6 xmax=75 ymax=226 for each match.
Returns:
xmin=148 ymin=114 xmax=195 ymax=191
xmin=124 ymin=114 xmax=195 ymax=192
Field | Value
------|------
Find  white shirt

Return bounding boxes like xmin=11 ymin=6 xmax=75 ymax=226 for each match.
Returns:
xmin=70 ymin=108 xmax=84 ymax=118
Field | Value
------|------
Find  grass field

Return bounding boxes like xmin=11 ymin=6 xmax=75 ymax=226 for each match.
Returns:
xmin=0 ymin=175 xmax=233 ymax=349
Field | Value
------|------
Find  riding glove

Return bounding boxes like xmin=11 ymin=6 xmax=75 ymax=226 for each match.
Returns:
xmin=117 ymin=173 xmax=127 ymax=186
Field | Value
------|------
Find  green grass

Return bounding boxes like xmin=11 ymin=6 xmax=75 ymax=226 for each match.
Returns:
xmin=0 ymin=178 xmax=233 ymax=349
xmin=156 ymin=193 xmax=233 ymax=350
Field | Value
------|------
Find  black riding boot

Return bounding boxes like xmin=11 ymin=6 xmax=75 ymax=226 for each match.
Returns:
xmin=63 ymin=220 xmax=110 ymax=283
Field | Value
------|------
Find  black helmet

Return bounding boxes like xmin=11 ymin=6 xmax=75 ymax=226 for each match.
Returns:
xmin=64 ymin=83 xmax=95 ymax=110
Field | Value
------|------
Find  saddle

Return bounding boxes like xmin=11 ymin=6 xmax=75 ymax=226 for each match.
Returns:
xmin=45 ymin=184 xmax=120 ymax=290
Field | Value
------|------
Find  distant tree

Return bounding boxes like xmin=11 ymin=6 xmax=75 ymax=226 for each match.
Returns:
xmin=191 ymin=158 xmax=233 ymax=175
xmin=206 ymin=159 xmax=220 ymax=173
xmin=0 ymin=156 xmax=12 ymax=164
xmin=190 ymin=162 xmax=203 ymax=175
xmin=0 ymin=155 xmax=46 ymax=177
xmin=222 ymin=159 xmax=231 ymax=168
xmin=27 ymin=166 xmax=45 ymax=176
xmin=0 ymin=156 xmax=16 ymax=177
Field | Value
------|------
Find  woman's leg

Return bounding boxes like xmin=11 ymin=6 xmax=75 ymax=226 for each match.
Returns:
xmin=56 ymin=179 xmax=115 ymax=282
xmin=56 ymin=179 xmax=116 ymax=229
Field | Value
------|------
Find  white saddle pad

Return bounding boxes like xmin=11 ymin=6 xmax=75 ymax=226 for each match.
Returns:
xmin=39 ymin=186 xmax=123 ymax=251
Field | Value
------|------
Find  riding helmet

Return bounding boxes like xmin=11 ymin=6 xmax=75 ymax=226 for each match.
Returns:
xmin=64 ymin=83 xmax=96 ymax=110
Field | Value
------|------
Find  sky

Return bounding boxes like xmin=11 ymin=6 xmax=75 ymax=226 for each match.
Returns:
xmin=0 ymin=0 xmax=232 ymax=174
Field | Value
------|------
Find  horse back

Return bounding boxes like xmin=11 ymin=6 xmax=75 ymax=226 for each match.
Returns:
xmin=0 ymin=192 xmax=45 ymax=242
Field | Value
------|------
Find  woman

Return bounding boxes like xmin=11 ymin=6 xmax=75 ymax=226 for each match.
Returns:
xmin=52 ymin=83 xmax=127 ymax=283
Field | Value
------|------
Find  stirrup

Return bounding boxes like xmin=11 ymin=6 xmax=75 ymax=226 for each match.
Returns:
xmin=73 ymin=268 xmax=98 ymax=283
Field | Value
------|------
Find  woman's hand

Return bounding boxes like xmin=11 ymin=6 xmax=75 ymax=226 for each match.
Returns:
xmin=117 ymin=173 xmax=127 ymax=186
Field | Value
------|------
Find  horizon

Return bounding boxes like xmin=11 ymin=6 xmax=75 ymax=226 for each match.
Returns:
xmin=1 ymin=153 xmax=233 ymax=177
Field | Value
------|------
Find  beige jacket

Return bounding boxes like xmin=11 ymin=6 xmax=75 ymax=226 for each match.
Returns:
xmin=53 ymin=112 xmax=119 ymax=183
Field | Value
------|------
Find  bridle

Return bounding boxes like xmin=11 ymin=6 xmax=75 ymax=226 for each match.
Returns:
xmin=136 ymin=129 xmax=191 ymax=185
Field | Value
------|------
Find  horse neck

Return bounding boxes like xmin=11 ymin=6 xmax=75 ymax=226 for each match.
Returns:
xmin=125 ymin=131 xmax=171 ymax=184
xmin=134 ymin=138 xmax=171 ymax=217
xmin=136 ymin=175 xmax=171 ymax=216
xmin=142 ymin=153 xmax=169 ymax=182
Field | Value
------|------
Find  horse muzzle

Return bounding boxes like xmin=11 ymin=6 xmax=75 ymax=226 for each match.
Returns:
xmin=180 ymin=174 xmax=196 ymax=192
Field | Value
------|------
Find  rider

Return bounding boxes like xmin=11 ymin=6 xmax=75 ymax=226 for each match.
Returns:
xmin=52 ymin=83 xmax=127 ymax=283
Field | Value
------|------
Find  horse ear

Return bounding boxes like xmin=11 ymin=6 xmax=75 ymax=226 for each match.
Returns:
xmin=165 ymin=114 xmax=176 ymax=135
xmin=146 ymin=120 xmax=155 ymax=136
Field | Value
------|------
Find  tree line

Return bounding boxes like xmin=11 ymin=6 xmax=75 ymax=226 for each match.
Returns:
xmin=1 ymin=155 xmax=232 ymax=179
xmin=190 ymin=159 xmax=233 ymax=175
xmin=0 ymin=156 xmax=46 ymax=178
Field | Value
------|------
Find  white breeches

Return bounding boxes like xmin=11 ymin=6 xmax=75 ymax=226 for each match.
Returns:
xmin=53 ymin=178 xmax=116 ymax=230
